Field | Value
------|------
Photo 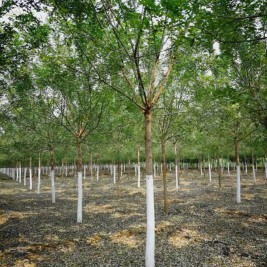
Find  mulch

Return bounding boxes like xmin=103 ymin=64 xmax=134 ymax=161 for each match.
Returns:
xmin=0 ymin=169 xmax=266 ymax=267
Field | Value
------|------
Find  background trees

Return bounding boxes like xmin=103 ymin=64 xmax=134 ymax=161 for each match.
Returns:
xmin=0 ymin=1 xmax=266 ymax=266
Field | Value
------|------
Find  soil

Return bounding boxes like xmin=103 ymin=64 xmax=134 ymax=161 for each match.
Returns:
xmin=0 ymin=168 xmax=266 ymax=267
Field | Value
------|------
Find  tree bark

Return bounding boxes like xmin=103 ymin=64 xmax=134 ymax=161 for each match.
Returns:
xmin=144 ymin=109 xmax=155 ymax=267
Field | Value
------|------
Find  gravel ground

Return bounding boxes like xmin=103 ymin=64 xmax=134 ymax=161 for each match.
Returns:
xmin=0 ymin=169 xmax=266 ymax=267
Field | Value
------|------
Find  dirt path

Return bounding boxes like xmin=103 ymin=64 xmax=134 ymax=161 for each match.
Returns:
xmin=0 ymin=170 xmax=266 ymax=266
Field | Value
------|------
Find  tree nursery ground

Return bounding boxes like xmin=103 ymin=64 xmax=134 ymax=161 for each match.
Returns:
xmin=0 ymin=169 xmax=266 ymax=267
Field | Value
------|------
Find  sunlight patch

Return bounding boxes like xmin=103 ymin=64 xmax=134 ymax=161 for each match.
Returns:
xmin=169 ymin=228 xmax=200 ymax=248
xmin=87 ymin=234 xmax=102 ymax=247
xmin=84 ymin=204 xmax=114 ymax=214
xmin=111 ymin=212 xmax=142 ymax=219
xmin=109 ymin=230 xmax=142 ymax=248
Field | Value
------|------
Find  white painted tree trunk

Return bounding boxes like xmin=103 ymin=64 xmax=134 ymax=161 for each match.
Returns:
xmin=208 ymin=162 xmax=212 ymax=183
xmin=83 ymin=165 xmax=86 ymax=179
xmin=137 ymin=164 xmax=141 ymax=188
xmin=227 ymin=162 xmax=230 ymax=176
xmin=146 ymin=175 xmax=155 ymax=267
xmin=236 ymin=165 xmax=241 ymax=203
xmin=245 ymin=163 xmax=248 ymax=174
xmin=175 ymin=164 xmax=179 ymax=190
xmin=19 ymin=163 xmax=22 ymax=183
xmin=51 ymin=170 xmax=56 ymax=204
xmin=29 ymin=168 xmax=33 ymax=190
xmin=37 ymin=157 xmax=41 ymax=194
xmin=200 ymin=162 xmax=203 ymax=175
xmin=113 ymin=165 xmax=116 ymax=184
xmin=77 ymin=172 xmax=83 ymax=223
xmin=23 ymin=167 xmax=27 ymax=186
xmin=16 ymin=166 xmax=19 ymax=181
xmin=96 ymin=165 xmax=99 ymax=181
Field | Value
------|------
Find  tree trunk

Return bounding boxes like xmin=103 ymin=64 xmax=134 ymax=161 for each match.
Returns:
xmin=16 ymin=162 xmax=18 ymax=181
xmin=227 ymin=157 xmax=230 ymax=176
xmin=208 ymin=161 xmax=212 ymax=183
xmin=116 ymin=161 xmax=121 ymax=192
xmin=203 ymin=158 xmax=206 ymax=178
xmin=90 ymin=153 xmax=93 ymax=180
xmin=37 ymin=155 xmax=41 ymax=194
xmin=19 ymin=162 xmax=22 ymax=183
xmin=174 ymin=144 xmax=179 ymax=190
xmin=217 ymin=156 xmax=222 ymax=190
xmin=200 ymin=160 xmax=203 ymax=175
xmin=144 ymin=109 xmax=155 ymax=267
xmin=113 ymin=165 xmax=116 ymax=184
xmin=50 ymin=146 xmax=56 ymax=204
xmin=161 ymin=140 xmax=168 ymax=214
xmin=23 ymin=167 xmax=27 ymax=186
xmin=83 ymin=165 xmax=86 ymax=179
xmin=235 ymin=139 xmax=241 ymax=203
xmin=76 ymin=138 xmax=83 ymax=223
xmin=61 ymin=159 xmax=64 ymax=179
xmin=29 ymin=157 xmax=33 ymax=190
xmin=96 ymin=165 xmax=99 ymax=181
xmin=137 ymin=148 xmax=141 ymax=188
xmin=252 ymin=153 xmax=256 ymax=184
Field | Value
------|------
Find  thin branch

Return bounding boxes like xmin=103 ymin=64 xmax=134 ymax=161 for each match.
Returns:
xmin=152 ymin=55 xmax=174 ymax=107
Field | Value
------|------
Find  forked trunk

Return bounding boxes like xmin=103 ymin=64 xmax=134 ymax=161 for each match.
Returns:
xmin=161 ymin=140 xmax=168 ymax=214
xmin=144 ymin=109 xmax=155 ymax=267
